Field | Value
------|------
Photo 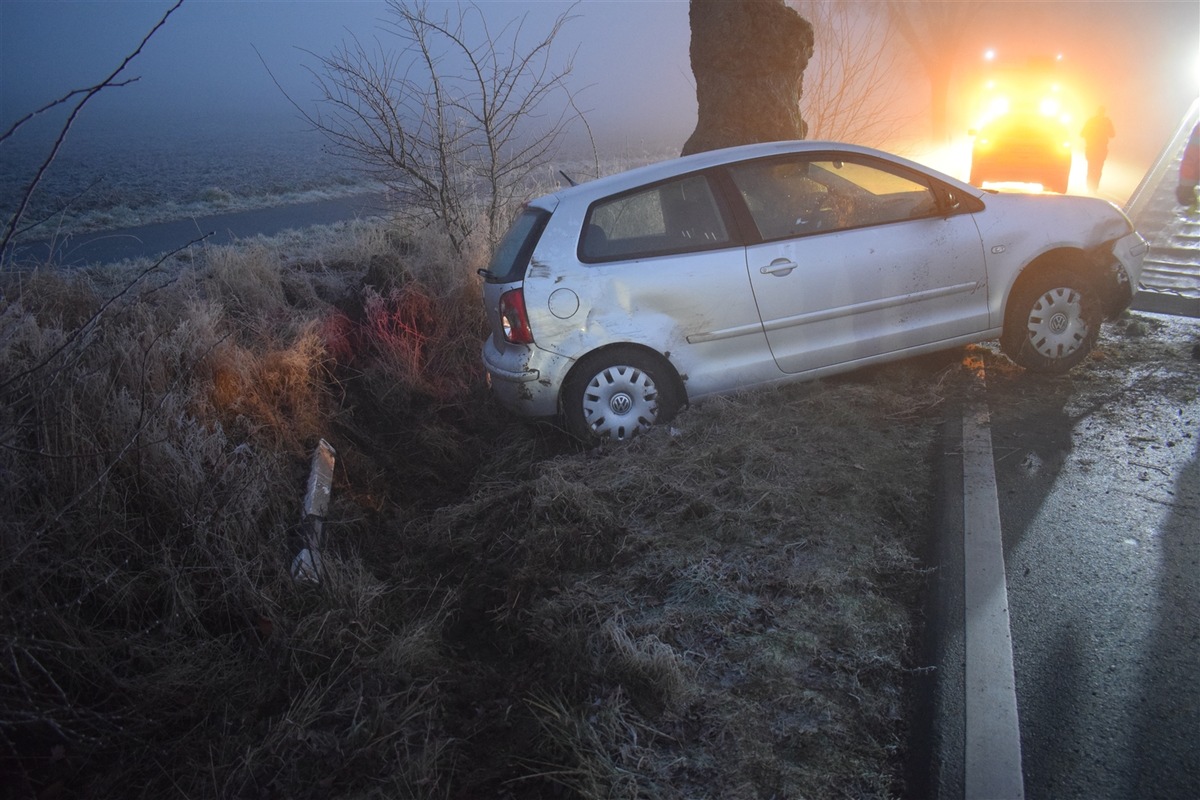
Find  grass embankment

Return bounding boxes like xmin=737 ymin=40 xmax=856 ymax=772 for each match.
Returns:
xmin=1 ymin=220 xmax=945 ymax=798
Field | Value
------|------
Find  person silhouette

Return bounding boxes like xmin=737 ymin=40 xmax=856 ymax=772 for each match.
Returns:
xmin=1081 ymin=107 xmax=1115 ymax=193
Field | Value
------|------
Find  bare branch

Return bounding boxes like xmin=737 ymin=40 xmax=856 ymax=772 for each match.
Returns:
xmin=271 ymin=0 xmax=583 ymax=256
xmin=0 ymin=0 xmax=187 ymax=258
xmin=0 ymin=79 xmax=140 ymax=146
xmin=792 ymin=0 xmax=914 ymax=146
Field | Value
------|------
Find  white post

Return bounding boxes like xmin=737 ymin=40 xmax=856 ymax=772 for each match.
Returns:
xmin=292 ymin=439 xmax=337 ymax=582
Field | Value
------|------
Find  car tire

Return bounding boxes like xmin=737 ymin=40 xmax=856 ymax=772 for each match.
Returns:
xmin=562 ymin=347 xmax=682 ymax=442
xmin=1001 ymin=269 xmax=1101 ymax=373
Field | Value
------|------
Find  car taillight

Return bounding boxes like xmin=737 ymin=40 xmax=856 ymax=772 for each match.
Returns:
xmin=499 ymin=288 xmax=534 ymax=344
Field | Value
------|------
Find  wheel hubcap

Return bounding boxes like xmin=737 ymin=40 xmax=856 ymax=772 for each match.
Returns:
xmin=609 ymin=392 xmax=634 ymax=415
xmin=581 ymin=365 xmax=658 ymax=441
xmin=1027 ymin=287 xmax=1088 ymax=359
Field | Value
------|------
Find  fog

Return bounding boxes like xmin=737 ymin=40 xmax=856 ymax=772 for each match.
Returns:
xmin=940 ymin=1 xmax=1199 ymax=173
xmin=2 ymin=0 xmax=1197 ymax=189
xmin=0 ymin=0 xmax=697 ymax=153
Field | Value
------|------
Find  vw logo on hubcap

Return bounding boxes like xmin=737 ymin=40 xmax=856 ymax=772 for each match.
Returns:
xmin=1050 ymin=312 xmax=1070 ymax=334
xmin=610 ymin=393 xmax=634 ymax=415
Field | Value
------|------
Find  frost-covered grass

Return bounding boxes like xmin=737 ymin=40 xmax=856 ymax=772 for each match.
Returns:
xmin=1 ymin=115 xmax=679 ymax=244
xmin=0 ymin=216 xmax=945 ymax=798
xmin=0 ymin=113 xmax=378 ymax=240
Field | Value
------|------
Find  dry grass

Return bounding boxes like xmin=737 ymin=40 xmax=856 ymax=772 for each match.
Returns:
xmin=385 ymin=367 xmax=947 ymax=798
xmin=1 ymin=218 xmax=956 ymax=798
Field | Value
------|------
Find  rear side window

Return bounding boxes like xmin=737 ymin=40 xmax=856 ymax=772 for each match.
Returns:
xmin=485 ymin=207 xmax=550 ymax=283
xmin=580 ymin=173 xmax=730 ymax=262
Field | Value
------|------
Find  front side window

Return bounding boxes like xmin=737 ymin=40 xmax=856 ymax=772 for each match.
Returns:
xmin=728 ymin=155 xmax=941 ymax=241
xmin=580 ymin=173 xmax=730 ymax=261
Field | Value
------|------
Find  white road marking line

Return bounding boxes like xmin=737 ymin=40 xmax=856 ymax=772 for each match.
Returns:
xmin=963 ymin=399 xmax=1025 ymax=800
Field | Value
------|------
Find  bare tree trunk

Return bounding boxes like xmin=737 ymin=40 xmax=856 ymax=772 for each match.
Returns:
xmin=682 ymin=0 xmax=814 ymax=156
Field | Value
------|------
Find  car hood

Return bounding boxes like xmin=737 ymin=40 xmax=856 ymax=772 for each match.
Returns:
xmin=975 ymin=191 xmax=1134 ymax=246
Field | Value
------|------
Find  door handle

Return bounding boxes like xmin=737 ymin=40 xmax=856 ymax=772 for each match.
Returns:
xmin=760 ymin=259 xmax=798 ymax=276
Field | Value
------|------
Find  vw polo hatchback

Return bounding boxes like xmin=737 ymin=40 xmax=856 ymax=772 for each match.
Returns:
xmin=480 ymin=141 xmax=1146 ymax=442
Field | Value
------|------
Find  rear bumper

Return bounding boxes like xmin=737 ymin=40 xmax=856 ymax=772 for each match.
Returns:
xmin=481 ymin=337 xmax=569 ymax=417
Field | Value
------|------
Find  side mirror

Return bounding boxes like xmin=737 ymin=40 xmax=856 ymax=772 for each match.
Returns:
xmin=937 ymin=188 xmax=963 ymax=217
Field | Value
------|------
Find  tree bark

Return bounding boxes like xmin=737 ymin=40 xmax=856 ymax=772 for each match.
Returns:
xmin=682 ymin=0 xmax=814 ymax=156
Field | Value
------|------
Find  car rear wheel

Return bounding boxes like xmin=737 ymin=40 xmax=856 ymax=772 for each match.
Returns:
xmin=1001 ymin=269 xmax=1101 ymax=373
xmin=562 ymin=347 xmax=681 ymax=442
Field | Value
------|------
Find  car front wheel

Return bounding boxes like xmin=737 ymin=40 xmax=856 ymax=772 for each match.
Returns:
xmin=1001 ymin=269 xmax=1101 ymax=373
xmin=562 ymin=347 xmax=681 ymax=442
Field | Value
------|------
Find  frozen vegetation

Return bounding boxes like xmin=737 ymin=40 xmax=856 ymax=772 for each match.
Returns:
xmin=1 ymin=211 xmax=944 ymax=797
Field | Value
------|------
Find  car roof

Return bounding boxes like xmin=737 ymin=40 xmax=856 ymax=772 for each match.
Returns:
xmin=533 ymin=140 xmax=981 ymax=209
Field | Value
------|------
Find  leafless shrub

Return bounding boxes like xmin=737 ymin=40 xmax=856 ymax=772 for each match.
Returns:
xmin=792 ymin=0 xmax=916 ymax=146
xmin=281 ymin=0 xmax=584 ymax=258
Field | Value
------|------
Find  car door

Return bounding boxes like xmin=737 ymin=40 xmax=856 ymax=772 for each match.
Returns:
xmin=725 ymin=154 xmax=990 ymax=375
xmin=542 ymin=171 xmax=775 ymax=395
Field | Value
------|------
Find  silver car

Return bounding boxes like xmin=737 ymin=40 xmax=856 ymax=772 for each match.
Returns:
xmin=481 ymin=141 xmax=1147 ymax=441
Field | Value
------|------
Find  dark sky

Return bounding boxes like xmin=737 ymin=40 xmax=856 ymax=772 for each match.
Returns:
xmin=0 ymin=0 xmax=697 ymax=150
xmin=1 ymin=1 xmax=1197 ymax=167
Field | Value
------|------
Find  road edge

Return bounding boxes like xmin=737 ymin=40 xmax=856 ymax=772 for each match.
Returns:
xmin=961 ymin=399 xmax=1025 ymax=799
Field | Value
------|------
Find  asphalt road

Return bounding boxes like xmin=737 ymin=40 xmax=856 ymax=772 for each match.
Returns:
xmin=925 ymin=315 xmax=1200 ymax=800
xmin=989 ymin=336 xmax=1200 ymax=799
xmin=6 ymin=191 xmax=388 ymax=268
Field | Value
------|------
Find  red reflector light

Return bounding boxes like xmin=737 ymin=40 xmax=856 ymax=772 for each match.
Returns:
xmin=499 ymin=288 xmax=534 ymax=344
